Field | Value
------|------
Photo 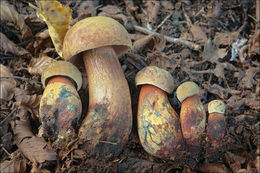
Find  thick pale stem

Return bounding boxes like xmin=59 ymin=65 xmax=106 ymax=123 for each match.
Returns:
xmin=180 ymin=94 xmax=206 ymax=152
xmin=138 ymin=84 xmax=184 ymax=159
xmin=79 ymin=46 xmax=132 ymax=157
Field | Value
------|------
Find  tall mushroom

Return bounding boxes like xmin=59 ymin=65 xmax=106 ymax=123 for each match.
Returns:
xmin=176 ymin=81 xmax=206 ymax=153
xmin=135 ymin=66 xmax=185 ymax=160
xmin=62 ymin=16 xmax=132 ymax=157
xmin=40 ymin=61 xmax=82 ymax=149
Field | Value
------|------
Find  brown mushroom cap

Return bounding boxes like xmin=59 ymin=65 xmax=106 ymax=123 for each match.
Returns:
xmin=208 ymin=100 xmax=226 ymax=114
xmin=41 ymin=61 xmax=82 ymax=91
xmin=62 ymin=16 xmax=132 ymax=61
xmin=135 ymin=66 xmax=174 ymax=94
xmin=176 ymin=81 xmax=200 ymax=102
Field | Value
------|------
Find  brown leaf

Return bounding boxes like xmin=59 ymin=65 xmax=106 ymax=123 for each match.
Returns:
xmin=77 ymin=1 xmax=99 ymax=18
xmin=190 ymin=24 xmax=207 ymax=44
xmin=0 ymin=64 xmax=16 ymax=102
xmin=202 ymin=83 xmax=240 ymax=99
xmin=144 ymin=1 xmax=160 ymax=24
xmin=0 ymin=1 xmax=32 ymax=39
xmin=0 ymin=159 xmax=27 ymax=173
xmin=225 ymin=152 xmax=246 ymax=173
xmin=198 ymin=163 xmax=229 ymax=173
xmin=214 ymin=32 xmax=238 ymax=47
xmin=14 ymin=88 xmax=41 ymax=119
xmin=239 ymin=67 xmax=258 ymax=89
xmin=227 ymin=95 xmax=245 ymax=112
xmin=133 ymin=34 xmax=166 ymax=53
xmin=11 ymin=108 xmax=57 ymax=164
xmin=28 ymin=54 xmax=57 ymax=76
xmin=248 ymin=30 xmax=260 ymax=56
xmin=99 ymin=5 xmax=122 ymax=15
xmin=202 ymin=39 xmax=227 ymax=63
xmin=0 ymin=32 xmax=32 ymax=59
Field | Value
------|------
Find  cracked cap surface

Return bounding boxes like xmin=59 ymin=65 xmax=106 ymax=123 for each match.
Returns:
xmin=62 ymin=16 xmax=132 ymax=61
xmin=135 ymin=66 xmax=174 ymax=94
xmin=41 ymin=61 xmax=82 ymax=91
xmin=176 ymin=81 xmax=200 ymax=102
xmin=208 ymin=100 xmax=226 ymax=114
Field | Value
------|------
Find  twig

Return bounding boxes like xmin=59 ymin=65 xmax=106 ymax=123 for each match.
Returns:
xmin=0 ymin=76 xmax=29 ymax=81
xmin=0 ymin=109 xmax=16 ymax=126
xmin=127 ymin=23 xmax=201 ymax=50
xmin=153 ymin=13 xmax=173 ymax=32
xmin=1 ymin=146 xmax=11 ymax=156
xmin=99 ymin=140 xmax=117 ymax=145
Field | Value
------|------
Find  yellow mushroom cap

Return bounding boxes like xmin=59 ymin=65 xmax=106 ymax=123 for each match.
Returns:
xmin=135 ymin=66 xmax=174 ymax=94
xmin=176 ymin=81 xmax=200 ymax=102
xmin=62 ymin=16 xmax=132 ymax=61
xmin=208 ymin=100 xmax=226 ymax=114
xmin=41 ymin=61 xmax=82 ymax=91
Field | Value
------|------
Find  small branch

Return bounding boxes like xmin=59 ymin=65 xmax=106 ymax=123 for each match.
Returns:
xmin=99 ymin=140 xmax=118 ymax=145
xmin=127 ymin=23 xmax=201 ymax=51
xmin=0 ymin=76 xmax=29 ymax=81
xmin=153 ymin=13 xmax=172 ymax=32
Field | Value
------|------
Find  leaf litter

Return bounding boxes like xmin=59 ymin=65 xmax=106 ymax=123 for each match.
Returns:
xmin=0 ymin=0 xmax=259 ymax=172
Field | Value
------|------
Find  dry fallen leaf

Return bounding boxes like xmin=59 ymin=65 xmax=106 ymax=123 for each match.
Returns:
xmin=0 ymin=1 xmax=32 ymax=39
xmin=0 ymin=64 xmax=16 ymax=102
xmin=14 ymin=88 xmax=42 ymax=119
xmin=28 ymin=54 xmax=57 ymax=76
xmin=0 ymin=159 xmax=27 ymax=173
xmin=198 ymin=163 xmax=229 ymax=173
xmin=36 ymin=0 xmax=72 ymax=57
xmin=239 ymin=67 xmax=258 ymax=89
xmin=202 ymin=39 xmax=228 ymax=63
xmin=225 ymin=152 xmax=246 ymax=173
xmin=190 ymin=24 xmax=207 ymax=44
xmin=11 ymin=108 xmax=57 ymax=165
xmin=144 ymin=1 xmax=160 ymax=24
xmin=0 ymin=32 xmax=32 ymax=59
xmin=133 ymin=34 xmax=166 ymax=53
xmin=248 ymin=30 xmax=260 ymax=56
xmin=99 ymin=5 xmax=122 ymax=15
xmin=214 ymin=32 xmax=238 ymax=47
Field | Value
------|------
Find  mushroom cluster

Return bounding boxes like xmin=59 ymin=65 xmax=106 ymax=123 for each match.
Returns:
xmin=135 ymin=66 xmax=227 ymax=161
xmin=39 ymin=16 xmax=227 ymax=162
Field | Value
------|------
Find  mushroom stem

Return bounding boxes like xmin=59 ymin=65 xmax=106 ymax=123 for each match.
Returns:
xmin=180 ymin=94 xmax=206 ymax=153
xmin=40 ymin=76 xmax=82 ymax=149
xmin=48 ymin=76 xmax=74 ymax=87
xmin=138 ymin=84 xmax=184 ymax=159
xmin=207 ymin=112 xmax=226 ymax=147
xmin=78 ymin=46 xmax=132 ymax=157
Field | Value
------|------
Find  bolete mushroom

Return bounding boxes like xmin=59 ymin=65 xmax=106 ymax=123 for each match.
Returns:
xmin=62 ymin=16 xmax=132 ymax=157
xmin=207 ymin=100 xmax=226 ymax=147
xmin=40 ymin=61 xmax=82 ymax=149
xmin=135 ymin=66 xmax=185 ymax=160
xmin=176 ymin=81 xmax=206 ymax=153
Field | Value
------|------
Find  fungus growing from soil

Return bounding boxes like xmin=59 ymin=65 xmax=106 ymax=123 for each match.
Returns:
xmin=39 ymin=61 xmax=82 ymax=149
xmin=207 ymin=100 xmax=226 ymax=147
xmin=135 ymin=66 xmax=185 ymax=160
xmin=62 ymin=16 xmax=132 ymax=157
xmin=176 ymin=81 xmax=206 ymax=153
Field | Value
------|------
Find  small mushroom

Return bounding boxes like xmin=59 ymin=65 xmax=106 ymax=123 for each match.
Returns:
xmin=40 ymin=61 xmax=82 ymax=149
xmin=176 ymin=81 xmax=206 ymax=153
xmin=62 ymin=16 xmax=132 ymax=157
xmin=207 ymin=100 xmax=226 ymax=147
xmin=135 ymin=66 xmax=185 ymax=160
